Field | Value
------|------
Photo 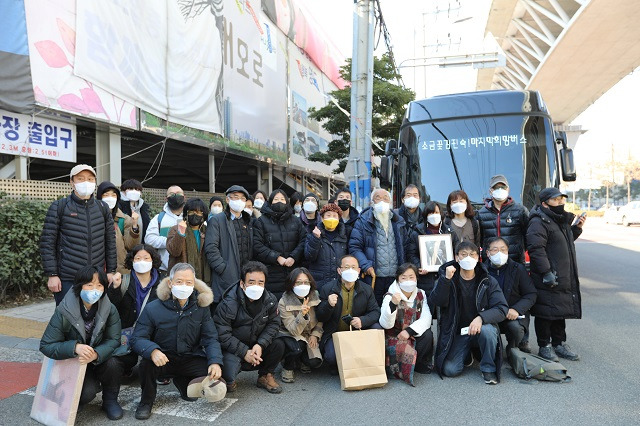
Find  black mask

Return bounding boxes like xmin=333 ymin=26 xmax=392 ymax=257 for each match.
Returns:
xmin=167 ymin=194 xmax=185 ymax=210
xmin=187 ymin=214 xmax=204 ymax=227
xmin=271 ymin=202 xmax=287 ymax=213
xmin=337 ymin=199 xmax=351 ymax=211
xmin=548 ymin=204 xmax=565 ymax=215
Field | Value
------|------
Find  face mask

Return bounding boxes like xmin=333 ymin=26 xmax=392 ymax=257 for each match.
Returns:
xmin=458 ymin=256 xmax=478 ymax=271
xmin=427 ymin=213 xmax=441 ymax=226
xmin=254 ymin=198 xmax=265 ymax=209
xmin=243 ymin=284 xmax=264 ymax=300
xmin=74 ymin=181 xmax=96 ymax=197
xmin=293 ymin=285 xmax=311 ymax=298
xmin=102 ymin=196 xmax=117 ymax=210
xmin=323 ymin=218 xmax=339 ymax=231
xmin=341 ymin=268 xmax=359 ymax=283
xmin=548 ymin=204 xmax=565 ymax=215
xmin=187 ymin=214 xmax=204 ymax=227
xmin=373 ymin=201 xmax=390 ymax=214
xmin=244 ymin=208 xmax=253 ymax=215
xmin=271 ymin=202 xmax=287 ymax=213
xmin=294 ymin=204 xmax=302 ymax=213
xmin=171 ymin=284 xmax=194 ymax=300
xmin=167 ymin=194 xmax=185 ymax=210
xmin=403 ymin=196 xmax=420 ymax=209
xmin=303 ymin=201 xmax=317 ymax=213
xmin=228 ymin=199 xmax=246 ymax=213
xmin=80 ymin=289 xmax=103 ymax=305
xmin=451 ymin=202 xmax=467 ymax=215
xmin=490 ymin=251 xmax=509 ymax=267
xmin=125 ymin=190 xmax=141 ymax=201
xmin=337 ymin=199 xmax=351 ymax=211
xmin=492 ymin=188 xmax=508 ymax=201
xmin=211 ymin=206 xmax=223 ymax=215
xmin=133 ymin=260 xmax=153 ymax=273
xmin=398 ymin=280 xmax=417 ymax=293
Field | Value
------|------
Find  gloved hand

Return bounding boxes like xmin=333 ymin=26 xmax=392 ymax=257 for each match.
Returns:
xmin=542 ymin=271 xmax=558 ymax=288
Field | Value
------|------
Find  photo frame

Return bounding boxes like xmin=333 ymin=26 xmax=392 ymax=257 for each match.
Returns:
xmin=418 ymin=234 xmax=454 ymax=272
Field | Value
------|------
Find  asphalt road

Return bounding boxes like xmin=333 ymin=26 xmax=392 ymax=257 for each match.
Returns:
xmin=2 ymin=218 xmax=639 ymax=425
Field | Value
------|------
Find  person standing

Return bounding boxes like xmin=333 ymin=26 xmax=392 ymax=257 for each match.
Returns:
xmin=527 ymin=188 xmax=585 ymax=362
xmin=305 ymin=203 xmax=348 ymax=290
xmin=166 ymin=198 xmax=210 ymax=283
xmin=442 ymin=190 xmax=481 ymax=249
xmin=333 ymin=187 xmax=359 ymax=239
xmin=144 ymin=185 xmax=185 ymax=275
xmin=119 ymin=179 xmax=151 ymax=242
xmin=252 ymin=190 xmax=267 ymax=219
xmin=393 ymin=184 xmax=424 ymax=235
xmin=299 ymin=193 xmax=320 ymax=234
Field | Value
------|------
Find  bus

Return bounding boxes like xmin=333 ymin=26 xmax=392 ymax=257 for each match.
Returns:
xmin=380 ymin=90 xmax=576 ymax=209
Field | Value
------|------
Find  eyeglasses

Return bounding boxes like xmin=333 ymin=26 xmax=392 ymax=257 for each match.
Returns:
xmin=458 ymin=251 xmax=479 ymax=258
xmin=488 ymin=247 xmax=509 ymax=254
xmin=228 ymin=194 xmax=247 ymax=201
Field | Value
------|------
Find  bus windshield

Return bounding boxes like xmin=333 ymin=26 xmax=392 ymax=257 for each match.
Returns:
xmin=398 ymin=114 xmax=558 ymax=209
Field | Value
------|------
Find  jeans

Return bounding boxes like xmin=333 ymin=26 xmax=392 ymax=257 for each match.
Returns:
xmin=139 ymin=355 xmax=209 ymax=405
xmin=442 ymin=324 xmax=499 ymax=376
xmin=499 ymin=319 xmax=525 ymax=348
xmin=79 ymin=357 xmax=123 ymax=405
xmin=221 ymin=339 xmax=286 ymax=384
xmin=322 ymin=323 xmax=383 ymax=366
xmin=535 ymin=318 xmax=566 ymax=347
xmin=54 ymin=280 xmax=74 ymax=305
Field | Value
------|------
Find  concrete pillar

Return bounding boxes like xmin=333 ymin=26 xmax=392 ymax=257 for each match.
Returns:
xmin=322 ymin=177 xmax=330 ymax=201
xmin=258 ymin=164 xmax=273 ymax=194
xmin=15 ymin=156 xmax=28 ymax=180
xmin=95 ymin=127 xmax=122 ymax=185
xmin=209 ymin=153 xmax=216 ymax=193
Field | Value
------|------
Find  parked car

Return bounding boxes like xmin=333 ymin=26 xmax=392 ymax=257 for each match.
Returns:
xmin=604 ymin=206 xmax=622 ymax=224
xmin=618 ymin=201 xmax=640 ymax=226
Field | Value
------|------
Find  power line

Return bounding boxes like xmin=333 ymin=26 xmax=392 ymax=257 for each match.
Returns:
xmin=374 ymin=0 xmax=404 ymax=87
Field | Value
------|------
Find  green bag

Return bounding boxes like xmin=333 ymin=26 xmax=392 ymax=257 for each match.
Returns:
xmin=509 ymin=347 xmax=571 ymax=382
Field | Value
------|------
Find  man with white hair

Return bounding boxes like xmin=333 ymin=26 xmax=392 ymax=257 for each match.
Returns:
xmin=348 ymin=188 xmax=407 ymax=305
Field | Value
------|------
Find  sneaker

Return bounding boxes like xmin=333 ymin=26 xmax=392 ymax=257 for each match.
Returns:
xmin=554 ymin=342 xmax=580 ymax=361
xmin=482 ymin=372 xmax=498 ymax=385
xmin=281 ymin=368 xmax=295 ymax=383
xmin=414 ymin=362 xmax=433 ymax=374
xmin=518 ymin=341 xmax=532 ymax=353
xmin=538 ymin=344 xmax=559 ymax=362
xmin=226 ymin=381 xmax=237 ymax=393
xmin=257 ymin=373 xmax=283 ymax=394
xmin=299 ymin=364 xmax=312 ymax=374
xmin=134 ymin=403 xmax=152 ymax=420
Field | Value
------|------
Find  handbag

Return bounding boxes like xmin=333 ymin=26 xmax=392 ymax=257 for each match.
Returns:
xmin=116 ymin=284 xmax=152 ymax=356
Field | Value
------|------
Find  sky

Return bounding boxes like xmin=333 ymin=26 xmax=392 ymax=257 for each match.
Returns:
xmin=300 ymin=0 xmax=639 ymax=190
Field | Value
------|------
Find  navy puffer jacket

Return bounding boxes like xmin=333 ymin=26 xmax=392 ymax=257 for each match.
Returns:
xmin=304 ymin=221 xmax=348 ymax=290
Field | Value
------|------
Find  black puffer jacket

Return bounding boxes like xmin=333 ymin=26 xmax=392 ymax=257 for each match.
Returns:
xmin=526 ymin=205 xmax=582 ymax=320
xmin=40 ymin=193 xmax=117 ymax=281
xmin=304 ymin=221 xmax=348 ymax=290
xmin=477 ymin=198 xmax=529 ymax=263
xmin=430 ymin=261 xmax=508 ymax=380
xmin=486 ymin=259 xmax=537 ymax=327
xmin=253 ymin=203 xmax=307 ymax=295
xmin=213 ymin=283 xmax=280 ymax=358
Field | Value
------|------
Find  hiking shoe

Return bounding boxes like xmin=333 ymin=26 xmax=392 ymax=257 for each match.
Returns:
xmin=518 ymin=341 xmax=532 ymax=353
xmin=134 ymin=403 xmax=152 ymax=420
xmin=482 ymin=372 xmax=498 ymax=385
xmin=257 ymin=373 xmax=283 ymax=394
xmin=281 ymin=368 xmax=295 ymax=383
xmin=226 ymin=381 xmax=237 ymax=393
xmin=300 ymin=364 xmax=312 ymax=374
xmin=554 ymin=343 xmax=580 ymax=361
xmin=538 ymin=344 xmax=559 ymax=362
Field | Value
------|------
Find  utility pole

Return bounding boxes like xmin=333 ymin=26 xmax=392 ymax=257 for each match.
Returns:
xmin=346 ymin=0 xmax=374 ymax=210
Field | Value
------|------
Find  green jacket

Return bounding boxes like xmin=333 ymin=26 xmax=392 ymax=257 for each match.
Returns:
xmin=40 ymin=289 xmax=121 ymax=364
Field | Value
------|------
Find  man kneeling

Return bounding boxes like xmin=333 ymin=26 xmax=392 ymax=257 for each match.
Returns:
xmin=131 ymin=263 xmax=223 ymax=420
xmin=431 ymin=242 xmax=508 ymax=384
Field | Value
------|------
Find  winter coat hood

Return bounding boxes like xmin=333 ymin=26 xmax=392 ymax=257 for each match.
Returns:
xmin=156 ymin=277 xmax=214 ymax=307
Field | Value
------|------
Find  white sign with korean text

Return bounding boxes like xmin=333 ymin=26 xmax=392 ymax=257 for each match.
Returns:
xmin=0 ymin=110 xmax=76 ymax=162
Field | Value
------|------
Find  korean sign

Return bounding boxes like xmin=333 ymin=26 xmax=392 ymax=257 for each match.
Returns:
xmin=420 ymin=134 xmax=527 ymax=151
xmin=0 ymin=109 xmax=76 ymax=162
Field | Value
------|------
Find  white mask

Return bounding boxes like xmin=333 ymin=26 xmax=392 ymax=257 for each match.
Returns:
xmin=74 ymin=181 xmax=95 ymax=197
xmin=403 ymin=196 xmax=419 ymax=209
xmin=303 ymin=201 xmax=317 ymax=213
xmin=451 ymin=202 xmax=467 ymax=215
xmin=254 ymin=198 xmax=265 ymax=209
xmin=490 ymin=251 xmax=509 ymax=267
xmin=211 ymin=206 xmax=223 ymax=215
xmin=492 ymin=188 xmax=508 ymax=201
xmin=133 ymin=260 xmax=153 ymax=273
xmin=427 ymin=213 xmax=441 ymax=226
xmin=341 ymin=268 xmax=359 ymax=283
xmin=171 ymin=284 xmax=194 ymax=300
xmin=294 ymin=204 xmax=302 ymax=213
xmin=125 ymin=190 xmax=141 ymax=201
xmin=228 ymin=199 xmax=246 ymax=213
xmin=374 ymin=201 xmax=390 ymax=214
xmin=398 ymin=280 xmax=417 ymax=293
xmin=293 ymin=285 xmax=311 ymax=298
xmin=243 ymin=284 xmax=265 ymax=300
xmin=244 ymin=207 xmax=253 ymax=215
xmin=458 ymin=256 xmax=478 ymax=271
xmin=102 ymin=197 xmax=117 ymax=210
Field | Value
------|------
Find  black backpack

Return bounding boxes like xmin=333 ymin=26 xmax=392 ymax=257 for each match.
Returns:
xmin=509 ymin=348 xmax=571 ymax=383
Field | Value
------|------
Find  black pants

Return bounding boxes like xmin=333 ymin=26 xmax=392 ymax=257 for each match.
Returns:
xmin=282 ymin=339 xmax=323 ymax=370
xmin=373 ymin=276 xmax=396 ymax=306
xmin=499 ymin=319 xmax=525 ymax=348
xmin=535 ymin=318 xmax=566 ymax=347
xmin=80 ymin=357 xmax=123 ymax=405
xmin=139 ymin=355 xmax=209 ymax=405
xmin=221 ymin=339 xmax=285 ymax=383
xmin=522 ymin=312 xmax=531 ymax=343
xmin=414 ymin=328 xmax=434 ymax=366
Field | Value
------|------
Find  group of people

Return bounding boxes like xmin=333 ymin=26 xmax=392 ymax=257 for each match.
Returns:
xmin=38 ymin=164 xmax=585 ymax=420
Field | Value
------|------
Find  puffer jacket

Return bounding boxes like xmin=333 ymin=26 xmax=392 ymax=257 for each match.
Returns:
xmin=114 ymin=208 xmax=140 ymax=275
xmin=213 ymin=283 xmax=281 ymax=358
xmin=342 ymin=206 xmax=359 ymax=240
xmin=278 ymin=290 xmax=323 ymax=359
xmin=486 ymin=259 xmax=537 ymax=328
xmin=527 ymin=205 xmax=582 ymax=320
xmin=304 ymin=221 xmax=348 ymax=289
xmin=253 ymin=203 xmax=307 ymax=295
xmin=477 ymin=197 xmax=529 ymax=263
xmin=430 ymin=260 xmax=508 ymax=381
xmin=130 ymin=277 xmax=223 ymax=366
xmin=40 ymin=193 xmax=117 ymax=281
xmin=40 ymin=289 xmax=121 ymax=364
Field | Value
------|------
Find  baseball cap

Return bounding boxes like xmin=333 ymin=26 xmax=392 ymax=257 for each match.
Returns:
xmin=538 ymin=187 xmax=568 ymax=203
xmin=70 ymin=164 xmax=96 ymax=179
xmin=489 ymin=174 xmax=509 ymax=188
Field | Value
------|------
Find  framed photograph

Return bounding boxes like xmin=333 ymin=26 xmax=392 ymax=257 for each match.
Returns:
xmin=418 ymin=234 xmax=454 ymax=272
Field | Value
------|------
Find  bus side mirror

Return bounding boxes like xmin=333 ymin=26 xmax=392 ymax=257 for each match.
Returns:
xmin=379 ymin=156 xmax=394 ymax=188
xmin=559 ymin=148 xmax=576 ymax=182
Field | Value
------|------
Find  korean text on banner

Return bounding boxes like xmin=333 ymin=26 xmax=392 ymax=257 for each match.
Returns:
xmin=0 ymin=109 xmax=76 ymax=163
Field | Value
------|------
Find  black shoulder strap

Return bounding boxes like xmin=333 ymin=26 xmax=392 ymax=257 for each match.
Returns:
xmin=57 ymin=197 xmax=68 ymax=219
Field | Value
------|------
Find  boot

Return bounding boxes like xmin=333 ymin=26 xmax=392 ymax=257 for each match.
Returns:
xmin=256 ymin=373 xmax=283 ymax=394
xmin=101 ymin=388 xmax=123 ymax=421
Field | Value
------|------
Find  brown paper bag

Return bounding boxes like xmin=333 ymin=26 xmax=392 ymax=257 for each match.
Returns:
xmin=333 ymin=328 xmax=387 ymax=391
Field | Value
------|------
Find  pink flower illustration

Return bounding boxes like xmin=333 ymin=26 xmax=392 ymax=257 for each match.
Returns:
xmin=34 ymin=40 xmax=69 ymax=68
xmin=56 ymin=18 xmax=76 ymax=57
xmin=130 ymin=108 xmax=137 ymax=128
xmin=80 ymin=87 xmax=106 ymax=115
xmin=58 ymin=94 xmax=89 ymax=115
xmin=34 ymin=86 xmax=50 ymax=106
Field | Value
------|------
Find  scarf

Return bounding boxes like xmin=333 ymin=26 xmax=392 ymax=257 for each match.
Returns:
xmin=132 ymin=269 xmax=158 ymax=316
